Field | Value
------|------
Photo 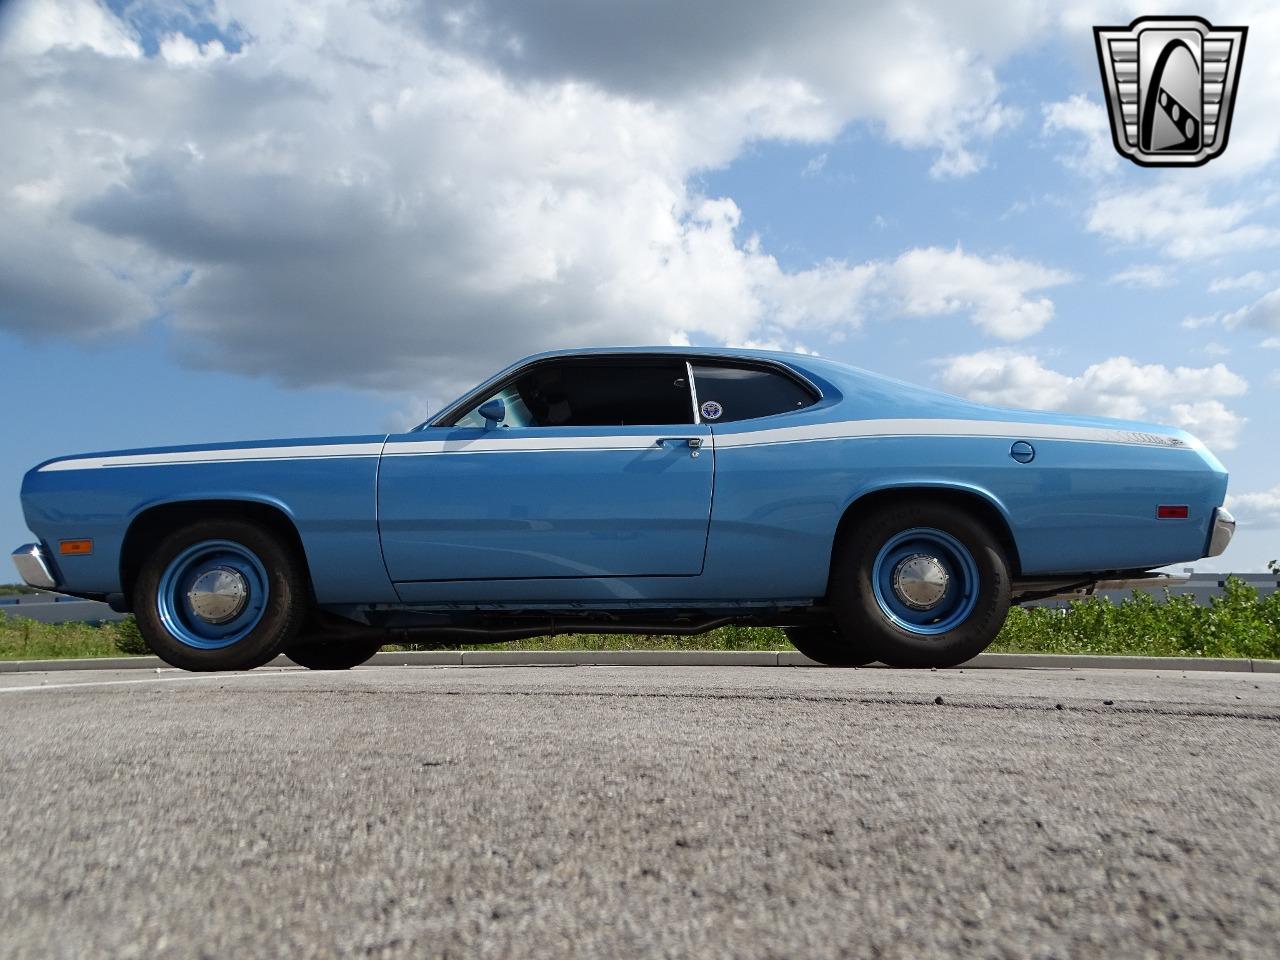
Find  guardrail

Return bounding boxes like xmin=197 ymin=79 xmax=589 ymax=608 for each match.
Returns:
xmin=0 ymin=591 xmax=126 ymax=624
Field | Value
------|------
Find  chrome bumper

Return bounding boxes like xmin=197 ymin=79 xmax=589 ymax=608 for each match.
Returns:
xmin=11 ymin=543 xmax=56 ymax=590
xmin=1206 ymin=507 xmax=1236 ymax=558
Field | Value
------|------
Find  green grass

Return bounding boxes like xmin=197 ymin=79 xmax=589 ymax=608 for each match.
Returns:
xmin=0 ymin=614 xmax=144 ymax=661
xmin=2 ymin=577 xmax=1278 ymax=662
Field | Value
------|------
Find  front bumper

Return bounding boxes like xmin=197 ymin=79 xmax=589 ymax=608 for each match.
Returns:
xmin=11 ymin=543 xmax=57 ymax=590
xmin=1206 ymin=507 xmax=1236 ymax=558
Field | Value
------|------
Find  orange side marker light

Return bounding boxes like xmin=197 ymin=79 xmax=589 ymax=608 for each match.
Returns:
xmin=59 ymin=539 xmax=93 ymax=556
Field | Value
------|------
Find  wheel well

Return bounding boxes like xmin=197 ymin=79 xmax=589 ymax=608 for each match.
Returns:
xmin=119 ymin=500 xmax=312 ymax=609
xmin=831 ymin=487 xmax=1022 ymax=577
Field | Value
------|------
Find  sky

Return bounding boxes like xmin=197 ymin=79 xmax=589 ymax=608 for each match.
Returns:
xmin=0 ymin=0 xmax=1278 ymax=572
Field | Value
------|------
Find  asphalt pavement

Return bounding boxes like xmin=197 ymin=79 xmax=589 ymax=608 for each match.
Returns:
xmin=2 ymin=664 xmax=1278 ymax=959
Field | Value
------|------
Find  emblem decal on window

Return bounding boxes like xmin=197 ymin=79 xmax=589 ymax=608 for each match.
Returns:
xmin=1094 ymin=16 xmax=1247 ymax=168
xmin=700 ymin=400 xmax=723 ymax=421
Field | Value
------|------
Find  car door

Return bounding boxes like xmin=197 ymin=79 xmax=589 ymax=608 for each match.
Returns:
xmin=378 ymin=357 xmax=713 ymax=582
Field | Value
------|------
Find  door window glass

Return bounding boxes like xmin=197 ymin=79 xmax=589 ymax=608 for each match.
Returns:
xmin=453 ymin=359 xmax=694 ymax=427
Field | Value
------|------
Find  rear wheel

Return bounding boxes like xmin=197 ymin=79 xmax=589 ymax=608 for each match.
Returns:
xmin=783 ymin=625 xmax=875 ymax=666
xmin=829 ymin=500 xmax=1010 ymax=668
xmin=133 ymin=518 xmax=308 ymax=672
xmin=285 ymin=638 xmax=383 ymax=670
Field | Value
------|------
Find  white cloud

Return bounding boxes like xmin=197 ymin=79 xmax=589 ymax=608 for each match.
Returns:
xmin=883 ymin=247 xmax=1071 ymax=340
xmin=1203 ymin=342 xmax=1231 ymax=357
xmin=1168 ymin=400 xmax=1245 ymax=452
xmin=1087 ymin=183 xmax=1280 ymax=260
xmin=929 ymin=146 xmax=984 ymax=180
xmin=1210 ymin=271 xmax=1270 ymax=293
xmin=801 ymin=153 xmax=827 ymax=178
xmin=1181 ymin=314 xmax=1219 ymax=330
xmin=1041 ymin=94 xmax=1117 ymax=176
xmin=158 ymin=33 xmax=233 ymax=67
xmin=0 ymin=0 xmax=141 ymax=58
xmin=938 ymin=350 xmax=1075 ymax=412
xmin=414 ymin=0 xmax=1039 ymax=168
xmin=1226 ymin=485 xmax=1280 ymax=529
xmin=1108 ymin=264 xmax=1169 ymax=289
xmin=0 ymin=0 xmax=1063 ymax=395
xmin=1223 ymin=289 xmax=1280 ymax=334
xmin=938 ymin=350 xmax=1248 ymax=450
xmin=1263 ymin=337 xmax=1280 ymax=349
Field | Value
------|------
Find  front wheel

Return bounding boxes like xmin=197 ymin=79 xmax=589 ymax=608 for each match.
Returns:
xmin=829 ymin=501 xmax=1010 ymax=668
xmin=133 ymin=519 xmax=308 ymax=672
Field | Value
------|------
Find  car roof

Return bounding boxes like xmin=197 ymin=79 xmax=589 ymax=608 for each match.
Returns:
xmin=519 ymin=345 xmax=815 ymax=364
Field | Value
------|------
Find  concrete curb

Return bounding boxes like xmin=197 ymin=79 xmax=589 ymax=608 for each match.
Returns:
xmin=2 ymin=650 xmax=1278 ymax=673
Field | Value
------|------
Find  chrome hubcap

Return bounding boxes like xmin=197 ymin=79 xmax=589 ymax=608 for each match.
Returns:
xmin=186 ymin=567 xmax=249 ymax=624
xmin=891 ymin=554 xmax=949 ymax=610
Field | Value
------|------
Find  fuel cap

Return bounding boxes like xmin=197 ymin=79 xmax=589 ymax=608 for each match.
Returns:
xmin=1010 ymin=441 xmax=1035 ymax=464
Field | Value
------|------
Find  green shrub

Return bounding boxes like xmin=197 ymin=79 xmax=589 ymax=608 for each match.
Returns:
xmin=112 ymin=616 xmax=150 ymax=656
xmin=1 ymin=577 xmax=1277 ymax=661
xmin=989 ymin=576 xmax=1280 ymax=660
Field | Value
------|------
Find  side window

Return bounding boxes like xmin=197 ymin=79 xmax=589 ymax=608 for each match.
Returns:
xmin=691 ymin=364 xmax=816 ymax=423
xmin=452 ymin=386 xmax=537 ymax=429
xmin=453 ymin=360 xmax=694 ymax=427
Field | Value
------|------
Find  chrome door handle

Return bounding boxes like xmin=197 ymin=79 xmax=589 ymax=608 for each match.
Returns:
xmin=656 ymin=437 xmax=702 ymax=448
xmin=656 ymin=437 xmax=704 ymax=457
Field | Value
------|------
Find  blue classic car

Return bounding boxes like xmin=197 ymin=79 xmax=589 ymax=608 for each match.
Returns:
xmin=13 ymin=347 xmax=1234 ymax=670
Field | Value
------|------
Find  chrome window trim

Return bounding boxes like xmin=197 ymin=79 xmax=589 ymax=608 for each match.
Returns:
xmin=431 ymin=353 xmax=711 ymax=429
xmin=430 ymin=353 xmax=823 ymax=429
xmin=687 ymin=360 xmax=702 ymax=425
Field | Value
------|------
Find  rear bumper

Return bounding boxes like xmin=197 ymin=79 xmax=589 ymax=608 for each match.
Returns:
xmin=11 ymin=543 xmax=57 ymax=590
xmin=1206 ymin=507 xmax=1236 ymax=558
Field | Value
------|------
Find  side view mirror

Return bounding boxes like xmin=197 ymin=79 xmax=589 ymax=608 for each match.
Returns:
xmin=478 ymin=397 xmax=506 ymax=428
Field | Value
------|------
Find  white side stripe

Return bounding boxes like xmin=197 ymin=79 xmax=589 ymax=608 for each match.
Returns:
xmin=381 ymin=436 xmax=668 ymax=456
xmin=38 ymin=419 xmax=1192 ymax=471
xmin=39 ymin=443 xmax=385 ymax=472
xmin=712 ymin=419 xmax=1193 ymax=450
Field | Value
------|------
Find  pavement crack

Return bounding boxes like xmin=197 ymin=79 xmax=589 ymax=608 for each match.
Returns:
xmin=250 ymin=686 xmax=1280 ymax=723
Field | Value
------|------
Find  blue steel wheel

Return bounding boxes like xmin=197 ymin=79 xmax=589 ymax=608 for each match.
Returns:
xmin=133 ymin=518 xmax=308 ymax=672
xmin=156 ymin=540 xmax=270 ymax=650
xmin=830 ymin=500 xmax=1010 ymax=669
xmin=870 ymin=528 xmax=979 ymax=636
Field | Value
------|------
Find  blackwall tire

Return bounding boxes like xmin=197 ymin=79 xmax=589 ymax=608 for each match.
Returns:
xmin=132 ymin=518 xmax=308 ymax=672
xmin=284 ymin=638 xmax=384 ymax=670
xmin=829 ymin=500 xmax=1010 ymax=669
xmin=782 ymin=625 xmax=875 ymax=666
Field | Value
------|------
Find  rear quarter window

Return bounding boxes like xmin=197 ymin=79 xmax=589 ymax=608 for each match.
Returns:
xmin=691 ymin=364 xmax=817 ymax=423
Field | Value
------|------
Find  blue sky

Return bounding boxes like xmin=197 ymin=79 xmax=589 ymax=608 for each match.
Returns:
xmin=1 ymin=0 xmax=1278 ymax=571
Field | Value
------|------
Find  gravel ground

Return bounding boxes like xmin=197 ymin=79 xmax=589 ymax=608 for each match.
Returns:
xmin=1 ymin=664 xmax=1278 ymax=959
